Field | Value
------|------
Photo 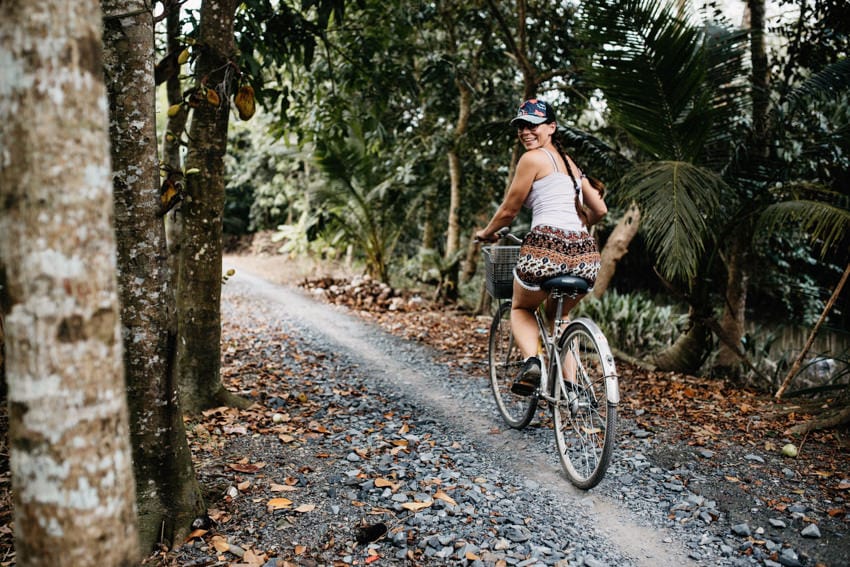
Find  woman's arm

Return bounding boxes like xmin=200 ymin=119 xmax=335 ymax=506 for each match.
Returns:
xmin=581 ymin=176 xmax=607 ymax=227
xmin=475 ymin=153 xmax=539 ymax=241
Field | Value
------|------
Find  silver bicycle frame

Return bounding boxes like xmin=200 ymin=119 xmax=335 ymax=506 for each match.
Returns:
xmin=534 ymin=292 xmax=619 ymax=405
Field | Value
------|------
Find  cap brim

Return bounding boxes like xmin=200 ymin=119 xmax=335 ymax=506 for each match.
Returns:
xmin=510 ymin=115 xmax=548 ymax=126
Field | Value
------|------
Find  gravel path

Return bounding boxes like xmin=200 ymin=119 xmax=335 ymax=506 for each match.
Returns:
xmin=184 ymin=264 xmax=845 ymax=567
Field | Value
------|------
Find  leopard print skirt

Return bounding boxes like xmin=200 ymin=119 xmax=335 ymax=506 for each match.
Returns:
xmin=513 ymin=225 xmax=601 ymax=291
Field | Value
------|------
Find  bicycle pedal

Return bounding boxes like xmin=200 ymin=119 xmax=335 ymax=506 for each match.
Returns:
xmin=567 ymin=390 xmax=579 ymax=416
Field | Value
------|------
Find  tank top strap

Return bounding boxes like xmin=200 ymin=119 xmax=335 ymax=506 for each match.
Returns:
xmin=537 ymin=148 xmax=560 ymax=173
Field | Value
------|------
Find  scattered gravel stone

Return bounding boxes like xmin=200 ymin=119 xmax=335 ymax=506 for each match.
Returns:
xmin=731 ymin=523 xmax=751 ymax=537
xmin=801 ymin=523 xmax=822 ymax=538
xmin=779 ymin=547 xmax=803 ymax=567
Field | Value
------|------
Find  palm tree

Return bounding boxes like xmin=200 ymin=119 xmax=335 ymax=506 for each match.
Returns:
xmin=314 ymin=116 xmax=421 ymax=282
xmin=580 ymin=0 xmax=850 ymax=375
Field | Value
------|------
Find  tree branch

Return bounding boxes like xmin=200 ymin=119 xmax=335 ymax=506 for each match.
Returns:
xmin=775 ymin=262 xmax=850 ymax=399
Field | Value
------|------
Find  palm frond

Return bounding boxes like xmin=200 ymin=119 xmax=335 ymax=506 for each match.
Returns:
xmin=580 ymin=0 xmax=746 ymax=162
xmin=618 ymin=161 xmax=728 ymax=281
xmin=557 ymin=125 xmax=632 ymax=174
xmin=758 ymin=199 xmax=850 ymax=258
xmin=785 ymin=58 xmax=850 ymax=110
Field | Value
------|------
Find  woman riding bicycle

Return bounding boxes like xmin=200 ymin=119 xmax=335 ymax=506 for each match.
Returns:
xmin=475 ymin=98 xmax=607 ymax=396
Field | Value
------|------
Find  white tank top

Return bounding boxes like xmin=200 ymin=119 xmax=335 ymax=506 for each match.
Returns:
xmin=523 ymin=148 xmax=586 ymax=232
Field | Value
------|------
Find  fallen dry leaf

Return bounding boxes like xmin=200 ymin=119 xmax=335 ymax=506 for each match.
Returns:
xmin=294 ymin=503 xmax=315 ymax=513
xmin=243 ymin=548 xmax=265 ymax=566
xmin=267 ymin=498 xmax=293 ymax=511
xmin=228 ymin=462 xmax=266 ymax=474
xmin=374 ymin=477 xmax=399 ymax=491
xmin=434 ymin=490 xmax=457 ymax=507
xmin=211 ymin=535 xmax=230 ymax=553
xmin=183 ymin=528 xmax=208 ymax=542
xmin=401 ymin=500 xmax=432 ymax=512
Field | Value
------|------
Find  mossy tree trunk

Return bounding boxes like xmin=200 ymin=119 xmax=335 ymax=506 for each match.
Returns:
xmin=715 ymin=234 xmax=749 ymax=373
xmin=0 ymin=0 xmax=139 ymax=563
xmin=102 ymin=0 xmax=205 ymax=551
xmin=176 ymin=0 xmax=249 ymax=413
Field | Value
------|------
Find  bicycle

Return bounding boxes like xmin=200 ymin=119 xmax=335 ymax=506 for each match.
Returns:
xmin=481 ymin=228 xmax=619 ymax=489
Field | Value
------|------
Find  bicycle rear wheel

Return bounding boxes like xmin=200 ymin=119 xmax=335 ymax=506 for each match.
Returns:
xmin=489 ymin=300 xmax=536 ymax=429
xmin=552 ymin=319 xmax=618 ymax=489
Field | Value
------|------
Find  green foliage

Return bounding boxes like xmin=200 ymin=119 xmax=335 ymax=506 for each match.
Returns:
xmin=312 ymin=116 xmax=421 ymax=282
xmin=577 ymin=0 xmax=850 ymax=371
xmin=573 ymin=290 xmax=688 ymax=357
xmin=224 ymin=112 xmax=317 ymax=234
xmin=749 ymin=230 xmax=831 ymax=326
xmin=758 ymin=194 xmax=850 ymax=259
xmin=234 ymin=0 xmax=345 ymax=115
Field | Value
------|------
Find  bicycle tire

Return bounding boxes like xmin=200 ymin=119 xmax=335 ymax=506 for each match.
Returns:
xmin=488 ymin=300 xmax=537 ymax=429
xmin=552 ymin=318 xmax=618 ymax=489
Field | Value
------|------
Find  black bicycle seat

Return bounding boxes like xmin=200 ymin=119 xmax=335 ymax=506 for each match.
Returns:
xmin=541 ymin=275 xmax=590 ymax=294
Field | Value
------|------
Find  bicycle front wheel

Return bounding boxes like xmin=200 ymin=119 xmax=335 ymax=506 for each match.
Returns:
xmin=552 ymin=318 xmax=618 ymax=489
xmin=489 ymin=300 xmax=536 ymax=429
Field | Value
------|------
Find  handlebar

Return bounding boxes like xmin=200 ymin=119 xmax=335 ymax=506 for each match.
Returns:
xmin=475 ymin=227 xmax=523 ymax=244
xmin=495 ymin=227 xmax=522 ymax=244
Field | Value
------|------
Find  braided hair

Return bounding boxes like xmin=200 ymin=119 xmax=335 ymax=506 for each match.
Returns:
xmin=551 ymin=134 xmax=603 ymax=228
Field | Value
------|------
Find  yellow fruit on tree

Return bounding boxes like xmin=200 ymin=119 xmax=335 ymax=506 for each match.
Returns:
xmin=177 ymin=48 xmax=190 ymax=65
xmin=234 ymin=84 xmax=256 ymax=120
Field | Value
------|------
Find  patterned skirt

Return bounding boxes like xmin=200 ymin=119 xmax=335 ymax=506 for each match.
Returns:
xmin=514 ymin=225 xmax=601 ymax=291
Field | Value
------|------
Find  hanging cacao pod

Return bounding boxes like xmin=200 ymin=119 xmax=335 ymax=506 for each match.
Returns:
xmin=177 ymin=47 xmax=190 ymax=65
xmin=187 ymin=88 xmax=204 ymax=108
xmin=206 ymin=87 xmax=221 ymax=107
xmin=234 ymin=84 xmax=256 ymax=120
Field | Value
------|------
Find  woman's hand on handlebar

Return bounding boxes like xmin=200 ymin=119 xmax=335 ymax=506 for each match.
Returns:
xmin=474 ymin=229 xmax=498 ymax=243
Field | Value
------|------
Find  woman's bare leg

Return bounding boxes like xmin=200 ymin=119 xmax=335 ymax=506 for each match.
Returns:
xmin=510 ymin=281 xmax=548 ymax=359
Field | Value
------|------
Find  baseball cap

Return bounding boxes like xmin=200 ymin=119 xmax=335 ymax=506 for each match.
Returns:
xmin=510 ymin=99 xmax=556 ymax=126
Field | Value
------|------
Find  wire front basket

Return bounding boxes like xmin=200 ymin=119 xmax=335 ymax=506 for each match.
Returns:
xmin=482 ymin=245 xmax=520 ymax=299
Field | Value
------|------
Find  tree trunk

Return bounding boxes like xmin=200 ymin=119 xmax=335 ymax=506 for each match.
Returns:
xmin=593 ymin=203 xmax=641 ymax=298
xmin=101 ymin=0 xmax=205 ymax=551
xmin=715 ymin=234 xmax=749 ymax=372
xmin=0 ymin=1 xmax=139 ymax=564
xmin=652 ymin=309 xmax=712 ymax=373
xmin=163 ymin=1 xmax=190 ymax=283
xmin=440 ymin=75 xmax=473 ymax=303
xmin=176 ymin=0 xmax=249 ymax=413
xmin=748 ymin=0 xmax=769 ymax=145
xmin=422 ymin=196 xmax=436 ymax=251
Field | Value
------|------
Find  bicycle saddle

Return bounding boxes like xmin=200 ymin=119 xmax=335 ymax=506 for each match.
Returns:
xmin=541 ymin=275 xmax=590 ymax=294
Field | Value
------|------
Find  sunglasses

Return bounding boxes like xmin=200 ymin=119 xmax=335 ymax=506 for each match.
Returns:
xmin=515 ymin=122 xmax=543 ymax=133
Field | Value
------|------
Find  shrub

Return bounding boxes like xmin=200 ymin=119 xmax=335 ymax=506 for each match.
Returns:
xmin=573 ymin=290 xmax=688 ymax=357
